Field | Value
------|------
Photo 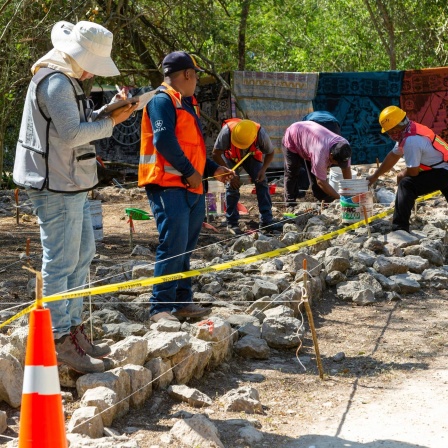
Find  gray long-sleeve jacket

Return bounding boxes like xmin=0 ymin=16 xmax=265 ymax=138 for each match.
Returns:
xmin=13 ymin=68 xmax=113 ymax=192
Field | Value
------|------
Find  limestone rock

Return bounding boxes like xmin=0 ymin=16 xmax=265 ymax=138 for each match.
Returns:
xmin=67 ymin=406 xmax=104 ymax=439
xmin=168 ymin=384 xmax=213 ymax=407
xmin=221 ymin=386 xmax=263 ymax=414
xmin=170 ymin=414 xmax=224 ymax=448
xmin=261 ymin=317 xmax=303 ymax=349
xmin=234 ymin=335 xmax=270 ymax=359
xmin=144 ymin=357 xmax=173 ymax=389
xmin=80 ymin=386 xmax=118 ymax=427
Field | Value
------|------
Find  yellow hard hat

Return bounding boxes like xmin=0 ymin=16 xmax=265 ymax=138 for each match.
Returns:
xmin=379 ymin=106 xmax=406 ymax=133
xmin=231 ymin=120 xmax=258 ymax=149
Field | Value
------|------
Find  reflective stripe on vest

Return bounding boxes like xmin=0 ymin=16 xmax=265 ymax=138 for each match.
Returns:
xmin=223 ymin=118 xmax=263 ymax=163
xmin=139 ymin=154 xmax=182 ymax=175
xmin=399 ymin=122 xmax=448 ymax=171
xmin=138 ymin=83 xmax=206 ymax=194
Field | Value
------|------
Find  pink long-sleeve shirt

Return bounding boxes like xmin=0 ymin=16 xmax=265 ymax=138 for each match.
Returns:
xmin=282 ymin=121 xmax=350 ymax=180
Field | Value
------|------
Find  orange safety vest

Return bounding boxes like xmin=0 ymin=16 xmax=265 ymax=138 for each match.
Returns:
xmin=223 ymin=118 xmax=263 ymax=163
xmin=138 ymin=83 xmax=206 ymax=194
xmin=399 ymin=122 xmax=448 ymax=171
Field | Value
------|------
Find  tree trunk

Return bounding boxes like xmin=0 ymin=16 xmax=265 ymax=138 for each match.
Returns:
xmin=238 ymin=0 xmax=251 ymax=71
xmin=363 ymin=0 xmax=396 ymax=70
xmin=130 ymin=29 xmax=163 ymax=88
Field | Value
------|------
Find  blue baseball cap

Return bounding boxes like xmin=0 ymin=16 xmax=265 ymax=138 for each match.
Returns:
xmin=162 ymin=51 xmax=204 ymax=76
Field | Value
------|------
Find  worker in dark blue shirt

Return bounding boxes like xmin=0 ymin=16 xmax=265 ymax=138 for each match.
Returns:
xmin=138 ymin=51 xmax=234 ymax=324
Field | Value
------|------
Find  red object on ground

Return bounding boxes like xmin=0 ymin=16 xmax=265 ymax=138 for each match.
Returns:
xmin=202 ymin=222 xmax=220 ymax=232
xmin=197 ymin=319 xmax=214 ymax=335
xmin=237 ymin=202 xmax=249 ymax=214
xmin=251 ymin=184 xmax=276 ymax=194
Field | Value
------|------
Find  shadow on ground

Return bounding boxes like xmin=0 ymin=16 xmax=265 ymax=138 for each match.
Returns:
xmin=285 ymin=434 xmax=430 ymax=448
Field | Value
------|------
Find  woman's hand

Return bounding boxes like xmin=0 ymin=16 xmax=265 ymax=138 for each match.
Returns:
xmin=110 ymin=102 xmax=139 ymax=125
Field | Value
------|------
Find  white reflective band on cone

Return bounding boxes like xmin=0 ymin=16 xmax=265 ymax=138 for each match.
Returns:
xmin=22 ymin=365 xmax=61 ymax=395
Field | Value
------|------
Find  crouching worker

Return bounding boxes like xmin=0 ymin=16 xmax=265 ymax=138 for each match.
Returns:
xmin=367 ymin=106 xmax=448 ymax=233
xmin=282 ymin=121 xmax=352 ymax=207
xmin=212 ymin=118 xmax=283 ymax=234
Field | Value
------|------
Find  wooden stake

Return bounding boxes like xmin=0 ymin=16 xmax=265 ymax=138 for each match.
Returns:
xmin=303 ymin=259 xmax=324 ymax=379
xmin=376 ymin=157 xmax=380 ymax=169
xmin=23 ymin=266 xmax=43 ymax=309
xmin=362 ymin=205 xmax=371 ymax=237
xmin=35 ymin=271 xmax=43 ymax=309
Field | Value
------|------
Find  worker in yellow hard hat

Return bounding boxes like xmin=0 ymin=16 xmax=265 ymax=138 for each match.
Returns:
xmin=212 ymin=118 xmax=282 ymax=234
xmin=368 ymin=105 xmax=448 ymax=232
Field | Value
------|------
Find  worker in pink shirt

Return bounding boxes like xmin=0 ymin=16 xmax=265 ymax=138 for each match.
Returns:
xmin=282 ymin=121 xmax=352 ymax=207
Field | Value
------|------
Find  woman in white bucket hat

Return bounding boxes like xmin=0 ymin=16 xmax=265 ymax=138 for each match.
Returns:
xmin=51 ymin=21 xmax=120 ymax=77
xmin=13 ymin=21 xmax=138 ymax=374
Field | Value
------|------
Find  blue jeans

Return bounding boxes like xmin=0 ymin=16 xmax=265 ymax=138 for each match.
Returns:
xmin=145 ymin=187 xmax=205 ymax=316
xmin=225 ymin=156 xmax=273 ymax=226
xmin=27 ymin=190 xmax=95 ymax=339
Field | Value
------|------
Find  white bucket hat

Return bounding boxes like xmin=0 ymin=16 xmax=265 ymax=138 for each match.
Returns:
xmin=51 ymin=21 xmax=119 ymax=77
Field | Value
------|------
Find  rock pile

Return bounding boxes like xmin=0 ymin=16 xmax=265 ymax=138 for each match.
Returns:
xmin=1 ymin=163 xmax=447 ymax=446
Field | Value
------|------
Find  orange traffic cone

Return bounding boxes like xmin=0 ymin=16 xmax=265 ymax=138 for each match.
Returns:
xmin=18 ymin=308 xmax=67 ymax=447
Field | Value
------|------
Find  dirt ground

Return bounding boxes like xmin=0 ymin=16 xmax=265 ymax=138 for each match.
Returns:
xmin=1 ymin=182 xmax=448 ymax=448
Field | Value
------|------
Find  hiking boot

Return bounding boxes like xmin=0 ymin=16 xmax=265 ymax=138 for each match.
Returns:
xmin=71 ymin=324 xmax=111 ymax=359
xmin=172 ymin=303 xmax=211 ymax=318
xmin=227 ymin=225 xmax=243 ymax=235
xmin=260 ymin=219 xmax=284 ymax=233
xmin=391 ymin=224 xmax=410 ymax=233
xmin=149 ymin=311 xmax=179 ymax=323
xmin=55 ymin=333 xmax=104 ymax=374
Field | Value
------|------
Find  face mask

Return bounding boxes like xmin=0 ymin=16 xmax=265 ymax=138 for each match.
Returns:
xmin=387 ymin=129 xmax=404 ymax=141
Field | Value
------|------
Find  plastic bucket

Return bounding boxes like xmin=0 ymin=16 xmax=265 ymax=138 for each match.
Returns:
xmin=206 ymin=192 xmax=225 ymax=214
xmin=89 ymin=200 xmax=103 ymax=241
xmin=206 ymin=181 xmax=226 ymax=215
xmin=328 ymin=167 xmax=358 ymax=191
xmin=338 ymin=179 xmax=373 ymax=224
xmin=207 ymin=181 xmax=225 ymax=194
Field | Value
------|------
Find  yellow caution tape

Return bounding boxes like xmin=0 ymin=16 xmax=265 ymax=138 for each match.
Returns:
xmin=0 ymin=190 xmax=440 ymax=329
xmin=0 ymin=303 xmax=36 ymax=329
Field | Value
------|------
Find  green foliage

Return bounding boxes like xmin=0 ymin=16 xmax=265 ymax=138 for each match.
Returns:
xmin=0 ymin=0 xmax=447 ymax=174
xmin=1 ymin=171 xmax=16 ymax=190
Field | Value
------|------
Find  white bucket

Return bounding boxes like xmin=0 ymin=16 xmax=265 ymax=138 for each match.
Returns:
xmin=328 ymin=167 xmax=358 ymax=191
xmin=207 ymin=180 xmax=225 ymax=194
xmin=338 ymin=179 xmax=374 ymax=224
xmin=89 ymin=200 xmax=103 ymax=241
